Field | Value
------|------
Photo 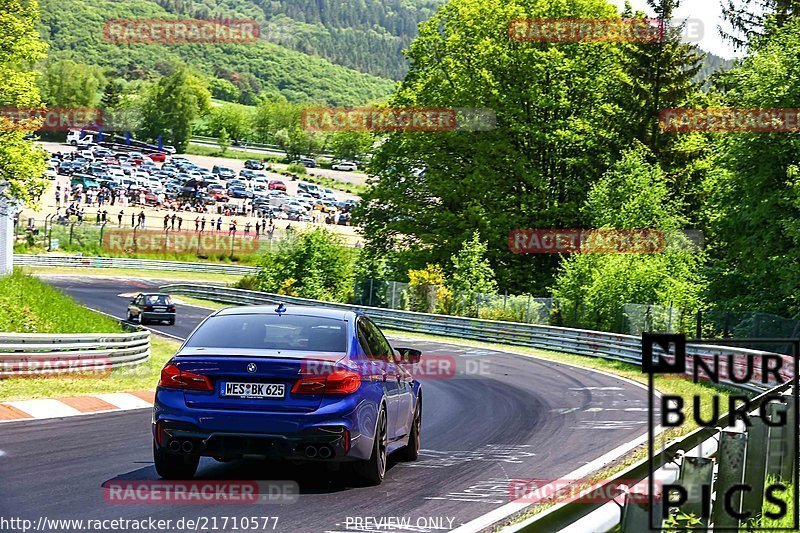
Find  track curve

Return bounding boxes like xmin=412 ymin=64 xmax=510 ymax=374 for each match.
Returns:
xmin=0 ymin=275 xmax=651 ymax=532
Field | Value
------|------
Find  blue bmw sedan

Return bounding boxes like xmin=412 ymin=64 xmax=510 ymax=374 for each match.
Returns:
xmin=152 ymin=304 xmax=423 ymax=485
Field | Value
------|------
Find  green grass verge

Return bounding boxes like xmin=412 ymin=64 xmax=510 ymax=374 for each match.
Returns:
xmin=0 ymin=335 xmax=180 ymax=401
xmin=21 ymin=266 xmax=242 ymax=284
xmin=173 ymin=294 xmax=228 ymax=309
xmin=0 ymin=270 xmax=125 ymax=334
xmin=302 ymin=172 xmax=367 ymax=196
xmin=754 ymin=477 xmax=796 ymax=530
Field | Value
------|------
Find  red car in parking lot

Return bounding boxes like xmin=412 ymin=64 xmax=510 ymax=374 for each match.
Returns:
xmin=209 ymin=189 xmax=229 ymax=202
xmin=268 ymin=180 xmax=286 ymax=191
xmin=148 ymin=152 xmax=167 ymax=163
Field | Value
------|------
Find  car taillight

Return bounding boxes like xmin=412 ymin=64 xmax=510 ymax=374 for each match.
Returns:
xmin=291 ymin=370 xmax=361 ymax=395
xmin=167 ymin=305 xmax=176 ymax=311
xmin=142 ymin=305 xmax=152 ymax=311
xmin=158 ymin=363 xmax=213 ymax=391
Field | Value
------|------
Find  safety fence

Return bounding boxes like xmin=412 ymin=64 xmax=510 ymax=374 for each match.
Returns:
xmin=0 ymin=330 xmax=151 ymax=378
xmin=14 ymin=254 xmax=258 ymax=276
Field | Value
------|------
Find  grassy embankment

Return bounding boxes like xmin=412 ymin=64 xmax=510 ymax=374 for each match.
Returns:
xmin=0 ymin=271 xmax=181 ymax=401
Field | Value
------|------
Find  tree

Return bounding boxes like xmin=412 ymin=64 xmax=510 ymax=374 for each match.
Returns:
xmin=552 ymin=144 xmax=705 ymax=331
xmin=620 ymin=0 xmax=704 ymax=157
xmin=703 ymin=19 xmax=800 ymax=316
xmin=139 ymin=66 xmax=211 ymax=153
xmin=206 ymin=104 xmax=252 ymax=142
xmin=328 ymin=131 xmax=374 ymax=161
xmin=0 ymin=0 xmax=48 ymax=205
xmin=217 ymin=127 xmax=230 ymax=155
xmin=208 ymin=78 xmax=240 ymax=103
xmin=100 ymin=79 xmax=123 ymax=110
xmin=39 ymin=59 xmax=105 ymax=107
xmin=252 ymin=97 xmax=303 ymax=144
xmin=448 ymin=232 xmax=497 ymax=315
xmin=721 ymin=0 xmax=800 ymax=49
xmin=356 ymin=0 xmax=644 ymax=295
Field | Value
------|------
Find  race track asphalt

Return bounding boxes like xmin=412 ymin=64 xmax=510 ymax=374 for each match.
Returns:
xmin=0 ymin=275 xmax=653 ymax=533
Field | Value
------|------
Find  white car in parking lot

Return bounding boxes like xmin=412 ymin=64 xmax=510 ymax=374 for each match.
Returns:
xmin=331 ymin=161 xmax=358 ymax=171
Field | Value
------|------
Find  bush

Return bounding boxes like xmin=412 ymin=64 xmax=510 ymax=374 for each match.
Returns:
xmin=286 ymin=162 xmax=307 ymax=174
xmin=252 ymin=229 xmax=357 ymax=301
xmin=405 ymin=265 xmax=450 ymax=313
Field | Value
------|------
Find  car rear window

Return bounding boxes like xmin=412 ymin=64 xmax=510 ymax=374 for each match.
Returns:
xmin=145 ymin=295 xmax=172 ymax=305
xmin=185 ymin=314 xmax=347 ymax=352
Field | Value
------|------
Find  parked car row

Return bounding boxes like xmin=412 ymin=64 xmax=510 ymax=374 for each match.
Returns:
xmin=53 ymin=144 xmax=360 ymax=219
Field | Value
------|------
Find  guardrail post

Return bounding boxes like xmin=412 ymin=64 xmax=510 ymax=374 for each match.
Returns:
xmin=621 ymin=492 xmax=662 ymax=532
xmin=741 ymin=413 xmax=770 ymax=517
xmin=779 ymin=394 xmax=796 ymax=482
xmin=765 ymin=399 xmax=794 ymax=479
xmin=675 ymin=456 xmax=714 ymax=528
xmin=712 ymin=430 xmax=748 ymax=529
xmin=98 ymin=221 xmax=107 ymax=249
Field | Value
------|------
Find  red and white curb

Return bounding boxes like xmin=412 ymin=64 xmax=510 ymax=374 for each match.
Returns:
xmin=0 ymin=390 xmax=154 ymax=423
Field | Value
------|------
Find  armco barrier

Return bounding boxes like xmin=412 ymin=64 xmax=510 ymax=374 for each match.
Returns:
xmin=0 ymin=330 xmax=151 ymax=378
xmin=160 ymin=283 xmax=796 ymax=532
xmin=14 ymin=254 xmax=258 ymax=276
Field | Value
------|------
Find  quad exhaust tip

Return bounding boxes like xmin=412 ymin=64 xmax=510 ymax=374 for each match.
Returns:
xmin=168 ymin=440 xmax=195 ymax=453
xmin=303 ymin=444 xmax=333 ymax=459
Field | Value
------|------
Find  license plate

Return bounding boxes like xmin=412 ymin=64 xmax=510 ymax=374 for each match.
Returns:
xmin=222 ymin=382 xmax=285 ymax=399
xmin=153 ymin=306 xmax=167 ymax=312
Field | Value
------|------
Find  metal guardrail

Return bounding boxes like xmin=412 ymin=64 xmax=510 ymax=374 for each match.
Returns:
xmin=509 ymin=381 xmax=796 ymax=532
xmin=0 ymin=330 xmax=151 ymax=378
xmin=192 ymin=135 xmax=336 ymax=158
xmin=159 ymin=284 xmax=789 ymax=393
xmin=14 ymin=254 xmax=258 ymax=276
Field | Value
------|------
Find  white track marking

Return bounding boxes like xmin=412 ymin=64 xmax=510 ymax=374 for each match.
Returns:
xmin=6 ymin=399 xmax=81 ymax=418
xmin=95 ymin=393 xmax=152 ymax=410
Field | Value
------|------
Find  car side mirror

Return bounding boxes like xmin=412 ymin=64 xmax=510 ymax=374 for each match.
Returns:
xmin=396 ymin=347 xmax=422 ymax=365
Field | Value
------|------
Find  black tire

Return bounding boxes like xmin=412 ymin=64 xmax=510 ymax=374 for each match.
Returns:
xmin=398 ymin=398 xmax=421 ymax=461
xmin=126 ymin=311 xmax=133 ymax=322
xmin=168 ymin=319 xmax=175 ymax=326
xmin=153 ymin=442 xmax=199 ymax=479
xmin=352 ymin=407 xmax=387 ymax=485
